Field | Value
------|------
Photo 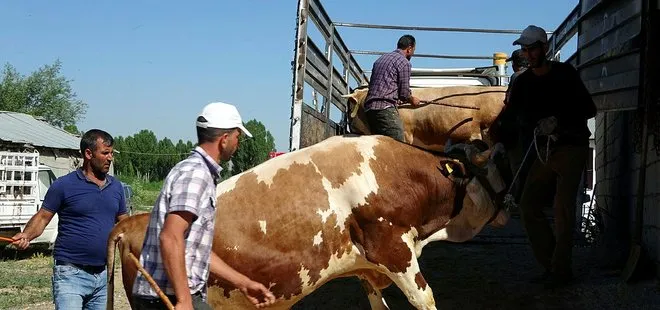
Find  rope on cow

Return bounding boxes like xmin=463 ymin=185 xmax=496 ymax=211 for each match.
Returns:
xmin=532 ymin=127 xmax=557 ymax=165
xmin=419 ymin=100 xmax=481 ymax=110
xmin=502 ymin=141 xmax=534 ymax=210
xmin=503 ymin=125 xmax=558 ymax=210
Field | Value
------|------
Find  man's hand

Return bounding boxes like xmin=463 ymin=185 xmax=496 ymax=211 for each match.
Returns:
xmin=10 ymin=208 xmax=54 ymax=250
xmin=537 ymin=116 xmax=558 ymax=136
xmin=239 ymin=280 xmax=276 ymax=308
xmin=10 ymin=232 xmax=30 ymax=250
xmin=208 ymin=252 xmax=276 ymax=307
xmin=174 ymin=299 xmax=194 ymax=310
xmin=410 ymin=96 xmax=421 ymax=106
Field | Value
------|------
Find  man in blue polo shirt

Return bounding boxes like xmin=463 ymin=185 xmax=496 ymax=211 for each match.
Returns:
xmin=12 ymin=129 xmax=128 ymax=310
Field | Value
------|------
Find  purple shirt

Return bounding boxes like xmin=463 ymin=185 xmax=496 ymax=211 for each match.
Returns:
xmin=364 ymin=49 xmax=412 ymax=111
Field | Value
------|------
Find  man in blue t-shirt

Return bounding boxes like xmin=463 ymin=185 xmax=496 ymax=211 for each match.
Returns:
xmin=12 ymin=129 xmax=128 ymax=310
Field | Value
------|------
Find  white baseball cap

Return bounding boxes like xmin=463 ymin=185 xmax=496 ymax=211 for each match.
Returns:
xmin=512 ymin=25 xmax=548 ymax=46
xmin=196 ymin=102 xmax=253 ymax=137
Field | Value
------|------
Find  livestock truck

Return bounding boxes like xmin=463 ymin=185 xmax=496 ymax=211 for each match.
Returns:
xmin=0 ymin=151 xmax=59 ymax=248
xmin=288 ymin=0 xmax=598 ymax=239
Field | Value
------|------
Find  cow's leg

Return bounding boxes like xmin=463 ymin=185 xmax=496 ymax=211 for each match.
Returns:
xmin=361 ymin=225 xmax=436 ymax=310
xmin=359 ymin=278 xmax=389 ymax=310
xmin=384 ymin=259 xmax=435 ymax=310
xmin=357 ymin=270 xmax=392 ymax=310
xmin=403 ymin=131 xmax=414 ymax=144
xmin=388 ymin=230 xmax=435 ymax=310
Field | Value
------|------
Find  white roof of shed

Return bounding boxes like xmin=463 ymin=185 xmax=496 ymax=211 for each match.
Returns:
xmin=0 ymin=111 xmax=80 ymax=151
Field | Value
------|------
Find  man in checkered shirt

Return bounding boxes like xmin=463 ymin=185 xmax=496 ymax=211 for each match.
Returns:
xmin=131 ymin=102 xmax=276 ymax=310
xmin=364 ymin=34 xmax=421 ymax=142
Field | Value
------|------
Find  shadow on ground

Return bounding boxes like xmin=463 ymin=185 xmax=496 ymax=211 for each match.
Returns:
xmin=292 ymin=216 xmax=660 ymax=310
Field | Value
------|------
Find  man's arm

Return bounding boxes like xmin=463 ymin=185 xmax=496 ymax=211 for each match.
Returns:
xmin=160 ymin=211 xmax=196 ymax=309
xmin=490 ymin=79 xmax=523 ymax=147
xmin=555 ymin=64 xmax=597 ymax=133
xmin=11 ymin=208 xmax=55 ymax=250
xmin=209 ymin=253 xmax=276 ymax=308
xmin=12 ymin=181 xmax=63 ymax=249
xmin=397 ymin=60 xmax=419 ymax=105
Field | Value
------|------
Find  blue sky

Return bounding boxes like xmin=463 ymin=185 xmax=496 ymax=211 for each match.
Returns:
xmin=1 ymin=0 xmax=579 ymax=152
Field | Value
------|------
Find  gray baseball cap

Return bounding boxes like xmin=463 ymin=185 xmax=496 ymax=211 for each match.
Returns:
xmin=513 ymin=25 xmax=548 ymax=46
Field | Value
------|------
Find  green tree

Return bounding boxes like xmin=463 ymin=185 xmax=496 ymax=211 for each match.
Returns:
xmin=156 ymin=137 xmax=177 ymax=179
xmin=0 ymin=60 xmax=87 ymax=129
xmin=63 ymin=124 xmax=83 ymax=135
xmin=128 ymin=130 xmax=159 ymax=180
xmin=229 ymin=119 xmax=275 ymax=176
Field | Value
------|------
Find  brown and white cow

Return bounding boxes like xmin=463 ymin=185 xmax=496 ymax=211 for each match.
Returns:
xmin=343 ymin=86 xmax=507 ymax=151
xmin=107 ymin=134 xmax=509 ymax=310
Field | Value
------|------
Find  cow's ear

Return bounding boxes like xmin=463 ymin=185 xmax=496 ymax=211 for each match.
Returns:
xmin=438 ymin=159 xmax=467 ymax=178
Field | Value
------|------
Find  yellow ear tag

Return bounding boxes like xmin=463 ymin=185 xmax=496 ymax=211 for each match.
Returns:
xmin=445 ymin=163 xmax=454 ymax=174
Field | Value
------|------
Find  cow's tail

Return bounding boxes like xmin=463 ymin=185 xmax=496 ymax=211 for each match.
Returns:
xmin=106 ymin=226 xmax=124 ymax=310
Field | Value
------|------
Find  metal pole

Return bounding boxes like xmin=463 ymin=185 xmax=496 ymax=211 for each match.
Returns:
xmin=350 ymin=50 xmax=493 ymax=60
xmin=333 ymin=22 xmax=554 ymax=35
xmin=324 ymin=25 xmax=335 ymax=135
xmin=493 ymin=52 xmax=507 ymax=86
xmin=289 ymin=0 xmax=310 ymax=152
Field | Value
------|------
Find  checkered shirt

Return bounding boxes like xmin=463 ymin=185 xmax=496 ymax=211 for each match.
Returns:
xmin=132 ymin=146 xmax=221 ymax=301
xmin=364 ymin=49 xmax=412 ymax=111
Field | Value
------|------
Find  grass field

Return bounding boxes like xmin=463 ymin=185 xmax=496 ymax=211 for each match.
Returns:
xmin=0 ymin=248 xmax=53 ymax=309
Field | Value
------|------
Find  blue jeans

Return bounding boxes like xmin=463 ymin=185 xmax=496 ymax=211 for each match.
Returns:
xmin=52 ymin=263 xmax=107 ymax=310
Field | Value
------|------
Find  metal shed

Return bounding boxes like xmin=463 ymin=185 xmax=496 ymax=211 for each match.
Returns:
xmin=0 ymin=111 xmax=84 ymax=177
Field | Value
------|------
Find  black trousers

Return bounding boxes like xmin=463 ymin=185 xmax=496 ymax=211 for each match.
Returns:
xmin=132 ymin=292 xmax=211 ymax=310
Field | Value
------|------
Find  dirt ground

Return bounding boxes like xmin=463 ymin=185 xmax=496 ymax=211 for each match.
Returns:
xmin=292 ymin=215 xmax=660 ymax=310
xmin=16 ymin=215 xmax=660 ymax=310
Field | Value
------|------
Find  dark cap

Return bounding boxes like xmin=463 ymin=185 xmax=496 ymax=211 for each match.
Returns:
xmin=507 ymin=49 xmax=528 ymax=67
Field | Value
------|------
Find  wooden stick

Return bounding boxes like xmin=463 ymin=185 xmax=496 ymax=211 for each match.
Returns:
xmin=0 ymin=236 xmax=16 ymax=243
xmin=128 ymin=252 xmax=175 ymax=310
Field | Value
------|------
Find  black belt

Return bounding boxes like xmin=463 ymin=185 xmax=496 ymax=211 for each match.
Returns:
xmin=134 ymin=291 xmax=203 ymax=305
xmin=55 ymin=260 xmax=105 ymax=274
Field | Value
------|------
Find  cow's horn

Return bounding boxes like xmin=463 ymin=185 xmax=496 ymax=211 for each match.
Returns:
xmin=444 ymin=138 xmax=453 ymax=152
xmin=472 ymin=148 xmax=493 ymax=167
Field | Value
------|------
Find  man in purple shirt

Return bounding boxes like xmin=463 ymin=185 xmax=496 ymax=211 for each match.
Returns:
xmin=364 ymin=34 xmax=421 ymax=142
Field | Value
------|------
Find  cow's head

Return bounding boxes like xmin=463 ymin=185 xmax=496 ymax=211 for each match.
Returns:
xmin=341 ymin=86 xmax=371 ymax=135
xmin=439 ymin=141 xmax=510 ymax=232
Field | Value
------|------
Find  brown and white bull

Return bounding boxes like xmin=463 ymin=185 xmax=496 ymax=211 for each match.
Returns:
xmin=107 ymin=134 xmax=509 ymax=310
xmin=343 ymin=86 xmax=506 ymax=151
